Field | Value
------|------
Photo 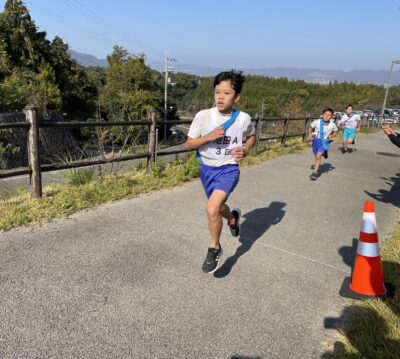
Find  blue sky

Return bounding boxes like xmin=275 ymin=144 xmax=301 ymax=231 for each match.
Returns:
xmin=6 ymin=0 xmax=400 ymax=71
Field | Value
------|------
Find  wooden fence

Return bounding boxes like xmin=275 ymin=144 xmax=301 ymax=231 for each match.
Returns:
xmin=0 ymin=106 xmax=383 ymax=198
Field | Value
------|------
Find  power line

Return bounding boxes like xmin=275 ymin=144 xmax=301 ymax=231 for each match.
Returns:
xmin=26 ymin=0 xmax=115 ymax=50
xmin=58 ymin=0 xmax=164 ymax=60
xmin=67 ymin=0 xmax=164 ymax=57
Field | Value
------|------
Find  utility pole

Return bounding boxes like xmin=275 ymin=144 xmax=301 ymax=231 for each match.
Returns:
xmin=164 ymin=51 xmax=168 ymax=141
xmin=261 ymin=99 xmax=269 ymax=119
xmin=261 ymin=99 xmax=265 ymax=119
xmin=381 ymin=60 xmax=400 ymax=118
xmin=164 ymin=51 xmax=178 ymax=140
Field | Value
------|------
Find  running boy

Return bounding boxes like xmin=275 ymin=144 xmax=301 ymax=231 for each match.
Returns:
xmin=184 ymin=70 xmax=255 ymax=273
xmin=338 ymin=105 xmax=361 ymax=153
xmin=308 ymin=108 xmax=338 ymax=180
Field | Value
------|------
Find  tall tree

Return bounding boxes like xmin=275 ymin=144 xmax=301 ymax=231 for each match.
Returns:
xmin=100 ymin=46 xmax=162 ymax=121
xmin=0 ymin=0 xmax=50 ymax=71
xmin=0 ymin=1 xmax=96 ymax=118
xmin=49 ymin=36 xmax=97 ymax=120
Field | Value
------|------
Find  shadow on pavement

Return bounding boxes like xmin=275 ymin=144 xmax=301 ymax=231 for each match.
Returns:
xmin=214 ymin=201 xmax=286 ymax=278
xmin=364 ymin=172 xmax=400 ymax=208
xmin=231 ymin=356 xmax=261 ymax=359
xmin=310 ymin=163 xmax=335 ymax=174
xmin=336 ymin=148 xmax=357 ymax=154
xmin=338 ymin=238 xmax=358 ymax=276
xmin=376 ymin=151 xmax=400 ymax=158
xmin=319 ymin=163 xmax=335 ymax=174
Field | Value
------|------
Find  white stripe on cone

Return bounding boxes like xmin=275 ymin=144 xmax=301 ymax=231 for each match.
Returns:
xmin=361 ymin=212 xmax=377 ymax=234
xmin=357 ymin=241 xmax=380 ymax=257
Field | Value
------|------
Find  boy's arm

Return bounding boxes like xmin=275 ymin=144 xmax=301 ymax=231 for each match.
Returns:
xmin=244 ymin=134 xmax=256 ymax=156
xmin=184 ymin=127 xmax=224 ymax=150
xmin=357 ymin=116 xmax=362 ymax=131
xmin=307 ymin=127 xmax=313 ymax=141
xmin=329 ymin=130 xmax=338 ymax=140
xmin=231 ymin=135 xmax=255 ymax=161
xmin=329 ymin=124 xmax=339 ymax=140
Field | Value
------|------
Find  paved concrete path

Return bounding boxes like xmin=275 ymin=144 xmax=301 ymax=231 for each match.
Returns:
xmin=1 ymin=132 xmax=400 ymax=359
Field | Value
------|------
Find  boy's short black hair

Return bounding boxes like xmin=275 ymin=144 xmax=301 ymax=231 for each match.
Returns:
xmin=346 ymin=104 xmax=353 ymax=109
xmin=213 ymin=70 xmax=245 ymax=94
xmin=323 ymin=108 xmax=334 ymax=115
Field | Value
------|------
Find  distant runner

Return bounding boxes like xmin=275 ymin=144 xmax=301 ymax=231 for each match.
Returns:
xmin=308 ymin=108 xmax=338 ymax=180
xmin=338 ymin=105 xmax=361 ymax=153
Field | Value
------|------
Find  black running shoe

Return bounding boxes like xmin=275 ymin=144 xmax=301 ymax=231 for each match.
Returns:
xmin=309 ymin=172 xmax=318 ymax=180
xmin=202 ymin=246 xmax=223 ymax=274
xmin=341 ymin=148 xmax=348 ymax=154
xmin=229 ymin=208 xmax=241 ymax=237
xmin=322 ymin=150 xmax=328 ymax=159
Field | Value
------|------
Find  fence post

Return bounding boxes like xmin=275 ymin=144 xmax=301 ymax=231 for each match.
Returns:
xmin=281 ymin=114 xmax=289 ymax=147
xmin=302 ymin=115 xmax=310 ymax=143
xmin=146 ymin=110 xmax=157 ymax=174
xmin=253 ymin=114 xmax=262 ymax=155
xmin=25 ymin=106 xmax=42 ymax=198
xmin=155 ymin=128 xmax=158 ymax=163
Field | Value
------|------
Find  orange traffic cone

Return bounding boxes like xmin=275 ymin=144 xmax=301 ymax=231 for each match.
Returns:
xmin=349 ymin=201 xmax=386 ymax=296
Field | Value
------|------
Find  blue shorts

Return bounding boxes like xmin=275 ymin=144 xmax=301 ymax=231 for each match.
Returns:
xmin=312 ymin=138 xmax=326 ymax=155
xmin=343 ymin=128 xmax=356 ymax=140
xmin=200 ymin=163 xmax=240 ymax=198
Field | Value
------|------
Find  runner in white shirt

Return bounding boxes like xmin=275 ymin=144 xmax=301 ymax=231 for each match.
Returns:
xmin=188 ymin=107 xmax=254 ymax=167
xmin=184 ymin=70 xmax=255 ymax=274
xmin=307 ymin=108 xmax=338 ymax=180
xmin=338 ymin=104 xmax=361 ymax=153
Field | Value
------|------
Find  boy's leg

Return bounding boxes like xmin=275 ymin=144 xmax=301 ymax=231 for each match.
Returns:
xmin=310 ymin=138 xmax=321 ymax=180
xmin=310 ymin=152 xmax=322 ymax=180
xmin=206 ymin=189 xmax=228 ymax=249
xmin=342 ymin=138 xmax=348 ymax=152
xmin=221 ymin=203 xmax=241 ymax=237
xmin=221 ymin=204 xmax=235 ymax=224
xmin=202 ymin=189 xmax=229 ymax=274
xmin=342 ymin=128 xmax=355 ymax=152
xmin=314 ymin=152 xmax=323 ymax=173
xmin=350 ymin=129 xmax=356 ymax=145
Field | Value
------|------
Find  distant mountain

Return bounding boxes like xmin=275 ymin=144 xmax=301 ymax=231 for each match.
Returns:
xmin=147 ymin=60 xmax=400 ymax=85
xmin=69 ymin=49 xmax=400 ymax=85
xmin=69 ymin=50 xmax=107 ymax=67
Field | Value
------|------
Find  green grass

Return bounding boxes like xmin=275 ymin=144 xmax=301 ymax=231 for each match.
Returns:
xmin=0 ymin=127 xmax=382 ymax=232
xmin=0 ymin=138 xmax=308 ymax=231
xmin=65 ymin=167 xmax=95 ymax=186
xmin=323 ymin=226 xmax=400 ymax=359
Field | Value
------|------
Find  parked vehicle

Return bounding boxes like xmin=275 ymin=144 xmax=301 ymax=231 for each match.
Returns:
xmin=374 ymin=108 xmax=395 ymax=117
xmin=333 ymin=112 xmax=344 ymax=120
xmin=361 ymin=110 xmax=374 ymax=118
xmin=373 ymin=109 xmax=395 ymax=125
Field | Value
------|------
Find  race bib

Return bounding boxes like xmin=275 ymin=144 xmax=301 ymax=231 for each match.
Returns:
xmin=200 ymin=127 xmax=243 ymax=160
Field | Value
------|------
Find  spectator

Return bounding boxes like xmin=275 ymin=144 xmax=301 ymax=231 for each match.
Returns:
xmin=383 ymin=124 xmax=400 ymax=148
